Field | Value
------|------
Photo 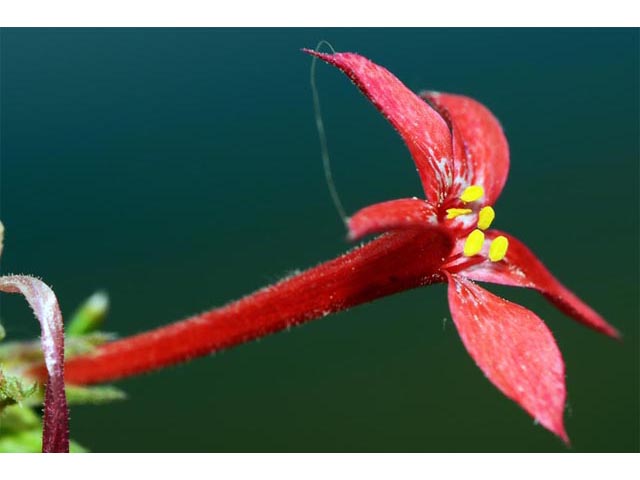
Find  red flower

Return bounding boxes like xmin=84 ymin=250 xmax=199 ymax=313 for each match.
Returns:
xmin=305 ymin=50 xmax=619 ymax=442
xmin=45 ymin=50 xmax=617 ymax=445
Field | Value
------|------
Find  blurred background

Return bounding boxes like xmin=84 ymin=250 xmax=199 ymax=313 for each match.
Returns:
xmin=0 ymin=28 xmax=637 ymax=452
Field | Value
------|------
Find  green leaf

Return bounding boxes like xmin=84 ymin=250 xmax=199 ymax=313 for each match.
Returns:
xmin=0 ymin=370 xmax=37 ymax=410
xmin=0 ymin=429 xmax=43 ymax=452
xmin=65 ymin=385 xmax=127 ymax=405
xmin=65 ymin=332 xmax=117 ymax=357
xmin=0 ymin=429 xmax=89 ymax=453
xmin=0 ymin=404 xmax=40 ymax=433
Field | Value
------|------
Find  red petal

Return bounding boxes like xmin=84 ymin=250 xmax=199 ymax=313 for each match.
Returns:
xmin=461 ymin=231 xmax=619 ymax=338
xmin=347 ymin=198 xmax=440 ymax=242
xmin=0 ymin=275 xmax=69 ymax=453
xmin=446 ymin=273 xmax=568 ymax=442
xmin=304 ymin=50 xmax=454 ymax=204
xmin=421 ymin=92 xmax=510 ymax=205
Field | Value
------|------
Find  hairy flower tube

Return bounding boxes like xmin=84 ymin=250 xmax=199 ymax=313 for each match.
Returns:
xmin=28 ymin=50 xmax=618 ymax=444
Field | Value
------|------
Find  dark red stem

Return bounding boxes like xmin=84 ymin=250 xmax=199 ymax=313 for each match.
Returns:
xmin=33 ymin=230 xmax=451 ymax=385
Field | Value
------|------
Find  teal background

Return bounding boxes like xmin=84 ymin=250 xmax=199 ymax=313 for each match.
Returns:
xmin=0 ymin=28 xmax=638 ymax=452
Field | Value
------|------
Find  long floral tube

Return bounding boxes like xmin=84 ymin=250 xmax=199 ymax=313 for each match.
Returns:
xmin=43 ymin=229 xmax=452 ymax=385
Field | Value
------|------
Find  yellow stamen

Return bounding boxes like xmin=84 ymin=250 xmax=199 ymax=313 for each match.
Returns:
xmin=477 ymin=206 xmax=495 ymax=230
xmin=489 ymin=235 xmax=509 ymax=262
xmin=463 ymin=229 xmax=485 ymax=257
xmin=460 ymin=185 xmax=484 ymax=203
xmin=446 ymin=208 xmax=473 ymax=220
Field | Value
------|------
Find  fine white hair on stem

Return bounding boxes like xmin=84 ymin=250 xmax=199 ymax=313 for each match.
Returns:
xmin=0 ymin=222 xmax=69 ymax=453
xmin=310 ymin=40 xmax=348 ymax=228
xmin=0 ymin=275 xmax=69 ymax=452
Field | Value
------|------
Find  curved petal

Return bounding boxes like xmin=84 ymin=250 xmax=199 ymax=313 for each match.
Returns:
xmin=460 ymin=231 xmax=619 ymax=338
xmin=0 ymin=275 xmax=69 ymax=453
xmin=421 ymin=92 xmax=509 ymax=205
xmin=304 ymin=49 xmax=454 ymax=205
xmin=347 ymin=198 xmax=439 ymax=242
xmin=446 ymin=273 xmax=568 ymax=442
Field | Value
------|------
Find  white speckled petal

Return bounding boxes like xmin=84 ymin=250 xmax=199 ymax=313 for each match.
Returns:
xmin=446 ymin=273 xmax=568 ymax=442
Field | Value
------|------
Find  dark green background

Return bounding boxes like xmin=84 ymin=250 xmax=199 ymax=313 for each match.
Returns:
xmin=0 ymin=28 xmax=638 ymax=452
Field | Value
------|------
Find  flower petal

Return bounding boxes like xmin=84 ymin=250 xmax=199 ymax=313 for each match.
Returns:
xmin=305 ymin=50 xmax=454 ymax=204
xmin=446 ymin=273 xmax=568 ymax=442
xmin=421 ymin=92 xmax=509 ymax=205
xmin=461 ymin=231 xmax=619 ymax=338
xmin=347 ymin=198 xmax=440 ymax=242
xmin=0 ymin=275 xmax=69 ymax=453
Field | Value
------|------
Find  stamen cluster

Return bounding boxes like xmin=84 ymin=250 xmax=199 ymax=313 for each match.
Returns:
xmin=446 ymin=185 xmax=508 ymax=262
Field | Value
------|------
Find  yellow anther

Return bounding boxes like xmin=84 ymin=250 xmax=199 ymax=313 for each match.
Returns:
xmin=489 ymin=235 xmax=509 ymax=262
xmin=460 ymin=185 xmax=484 ymax=203
xmin=463 ymin=229 xmax=485 ymax=257
xmin=477 ymin=206 xmax=495 ymax=230
xmin=446 ymin=208 xmax=473 ymax=220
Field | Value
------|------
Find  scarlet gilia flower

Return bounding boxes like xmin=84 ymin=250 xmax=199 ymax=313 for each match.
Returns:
xmin=40 ymin=50 xmax=617 ymax=444
xmin=306 ymin=50 xmax=619 ymax=442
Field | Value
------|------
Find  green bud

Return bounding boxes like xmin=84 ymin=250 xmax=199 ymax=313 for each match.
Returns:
xmin=66 ymin=291 xmax=109 ymax=337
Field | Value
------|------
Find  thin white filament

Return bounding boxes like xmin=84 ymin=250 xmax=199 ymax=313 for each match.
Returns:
xmin=310 ymin=40 xmax=348 ymax=227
